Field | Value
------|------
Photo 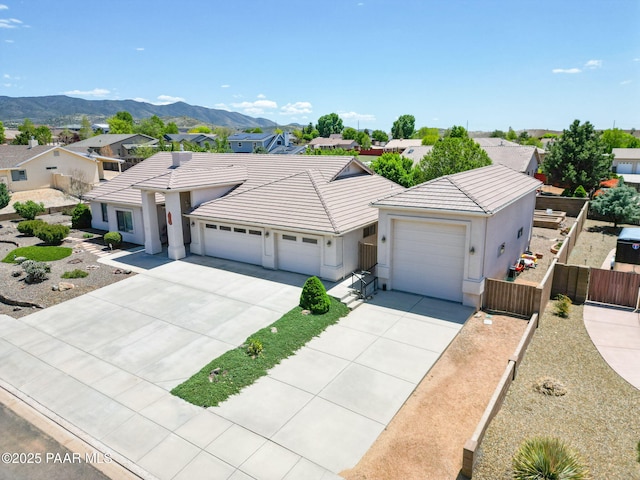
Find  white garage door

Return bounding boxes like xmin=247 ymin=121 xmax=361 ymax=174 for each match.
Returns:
xmin=391 ymin=220 xmax=466 ymax=302
xmin=277 ymin=233 xmax=321 ymax=276
xmin=203 ymin=223 xmax=263 ymax=265
xmin=616 ymin=162 xmax=633 ymax=174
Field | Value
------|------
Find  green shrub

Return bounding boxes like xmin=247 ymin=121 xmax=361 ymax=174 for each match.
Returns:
xmin=21 ymin=260 xmax=51 ymax=283
xmin=13 ymin=200 xmax=45 ymax=220
xmin=555 ymin=294 xmax=572 ymax=318
xmin=512 ymin=437 xmax=589 ymax=480
xmin=71 ymin=203 xmax=92 ymax=229
xmin=61 ymin=269 xmax=88 ymax=279
xmin=246 ymin=338 xmax=263 ymax=357
xmin=0 ymin=183 xmax=10 ymax=210
xmin=82 ymin=233 xmax=93 ymax=239
xmin=104 ymin=231 xmax=122 ymax=248
xmin=299 ymin=276 xmax=330 ymax=314
xmin=34 ymin=224 xmax=70 ymax=245
xmin=17 ymin=219 xmax=45 ymax=236
xmin=573 ymin=185 xmax=588 ymax=198
xmin=637 ymin=439 xmax=640 ymax=463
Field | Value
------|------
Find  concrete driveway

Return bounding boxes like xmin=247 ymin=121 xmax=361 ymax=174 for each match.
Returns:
xmin=0 ymin=252 xmax=474 ymax=479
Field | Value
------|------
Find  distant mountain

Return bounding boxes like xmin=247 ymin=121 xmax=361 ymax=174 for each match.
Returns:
xmin=0 ymin=95 xmax=282 ymax=129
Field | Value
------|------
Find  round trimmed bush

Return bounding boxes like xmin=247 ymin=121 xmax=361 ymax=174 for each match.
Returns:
xmin=513 ymin=437 xmax=590 ymax=480
xmin=104 ymin=231 xmax=122 ymax=248
xmin=34 ymin=224 xmax=70 ymax=245
xmin=17 ymin=219 xmax=45 ymax=236
xmin=13 ymin=200 xmax=45 ymax=220
xmin=299 ymin=276 xmax=331 ymax=314
xmin=71 ymin=203 xmax=92 ymax=229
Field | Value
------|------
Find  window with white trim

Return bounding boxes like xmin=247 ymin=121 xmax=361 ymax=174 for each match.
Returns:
xmin=101 ymin=203 xmax=108 ymax=222
xmin=11 ymin=170 xmax=27 ymax=181
xmin=302 ymin=237 xmax=318 ymax=244
xmin=116 ymin=210 xmax=133 ymax=233
xmin=282 ymin=234 xmax=296 ymax=241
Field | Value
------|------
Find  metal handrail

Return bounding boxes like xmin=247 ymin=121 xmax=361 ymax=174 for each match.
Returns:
xmin=350 ymin=265 xmax=378 ymax=299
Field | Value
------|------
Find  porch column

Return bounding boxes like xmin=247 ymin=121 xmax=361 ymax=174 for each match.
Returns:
xmin=141 ymin=191 xmax=162 ymax=254
xmin=165 ymin=191 xmax=186 ymax=260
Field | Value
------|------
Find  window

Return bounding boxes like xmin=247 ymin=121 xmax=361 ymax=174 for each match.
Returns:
xmin=205 ymin=224 xmax=217 ymax=229
xmin=116 ymin=210 xmax=133 ymax=233
xmin=248 ymin=230 xmax=262 ymax=236
xmin=234 ymin=227 xmax=246 ymax=233
xmin=363 ymin=224 xmax=377 ymax=238
xmin=101 ymin=203 xmax=108 ymax=222
xmin=302 ymin=237 xmax=318 ymax=244
xmin=46 ymin=166 xmax=57 ymax=170
xmin=282 ymin=234 xmax=296 ymax=241
xmin=11 ymin=170 xmax=27 ymax=181
xmin=53 ymin=150 xmax=60 ymax=157
xmin=220 ymin=225 xmax=231 ymax=231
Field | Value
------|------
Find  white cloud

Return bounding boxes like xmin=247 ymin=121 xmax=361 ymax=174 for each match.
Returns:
xmin=339 ymin=111 xmax=376 ymax=122
xmin=220 ymin=84 xmax=230 ymax=88
xmin=64 ymin=88 xmax=110 ymax=97
xmin=136 ymin=47 xmax=144 ymax=51
xmin=0 ymin=4 xmax=8 ymax=9
xmin=280 ymin=101 xmax=313 ymax=115
xmin=552 ymin=68 xmax=581 ymax=74
xmin=257 ymin=93 xmax=266 ymax=99
xmin=214 ymin=103 xmax=231 ymax=111
xmin=634 ymin=58 xmax=640 ymax=62
xmin=4 ymin=39 xmax=13 ymax=43
xmin=132 ymin=97 xmax=150 ymax=103
xmin=584 ymin=59 xmax=602 ymax=69
xmin=620 ymin=80 xmax=632 ymax=85
xmin=231 ymin=99 xmax=278 ymax=115
xmin=357 ymin=2 xmax=364 ymax=5
xmin=155 ymin=94 xmax=185 ymax=104
xmin=0 ymin=18 xmax=22 ymax=28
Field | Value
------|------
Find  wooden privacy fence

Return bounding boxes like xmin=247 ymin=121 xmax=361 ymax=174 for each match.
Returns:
xmin=588 ymin=268 xmax=640 ymax=307
xmin=551 ymin=263 xmax=589 ymax=303
xmin=358 ymin=241 xmax=377 ymax=272
xmin=483 ymin=279 xmax=540 ymax=317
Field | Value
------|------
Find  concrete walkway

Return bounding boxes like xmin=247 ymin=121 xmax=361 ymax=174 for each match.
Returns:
xmin=0 ymin=251 xmax=473 ymax=479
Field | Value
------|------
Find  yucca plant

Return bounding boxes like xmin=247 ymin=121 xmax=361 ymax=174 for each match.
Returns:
xmin=513 ymin=437 xmax=590 ymax=480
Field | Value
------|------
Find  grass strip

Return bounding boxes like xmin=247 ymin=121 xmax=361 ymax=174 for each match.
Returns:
xmin=172 ymin=296 xmax=349 ymax=407
xmin=2 ymin=246 xmax=73 ymax=263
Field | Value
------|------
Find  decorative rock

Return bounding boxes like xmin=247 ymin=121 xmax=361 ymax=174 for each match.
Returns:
xmin=11 ymin=271 xmax=22 ymax=277
xmin=51 ymin=285 xmax=59 ymax=291
xmin=113 ymin=268 xmax=132 ymax=275
xmin=13 ymin=256 xmax=27 ymax=264
xmin=58 ymin=282 xmax=75 ymax=291
xmin=86 ymin=264 xmax=100 ymax=270
xmin=270 ymin=327 xmax=278 ymax=333
xmin=67 ymin=258 xmax=83 ymax=264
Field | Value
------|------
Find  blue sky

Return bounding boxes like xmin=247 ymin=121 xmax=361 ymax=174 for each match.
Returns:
xmin=1 ymin=0 xmax=639 ymax=132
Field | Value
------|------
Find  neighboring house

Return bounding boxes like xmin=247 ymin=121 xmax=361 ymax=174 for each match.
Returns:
xmin=308 ymin=137 xmax=359 ymax=151
xmin=0 ymin=141 xmax=122 ymax=192
xmin=612 ymin=148 xmax=640 ymax=174
xmin=373 ymin=164 xmax=541 ymax=308
xmin=383 ymin=139 xmax=422 ymax=153
xmin=479 ymin=144 xmax=540 ymax=176
xmin=399 ymin=145 xmax=434 ymax=165
xmin=164 ymin=133 xmax=218 ymax=149
xmin=67 ymin=134 xmax=159 ymax=167
xmin=84 ymin=152 xmax=402 ymax=281
xmin=228 ymin=132 xmax=305 ymax=154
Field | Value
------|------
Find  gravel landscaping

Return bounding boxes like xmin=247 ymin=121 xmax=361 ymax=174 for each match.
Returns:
xmin=473 ymin=216 xmax=640 ymax=479
xmin=0 ymin=213 xmax=135 ymax=318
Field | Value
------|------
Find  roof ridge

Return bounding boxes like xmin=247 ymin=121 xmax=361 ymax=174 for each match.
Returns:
xmin=308 ymin=169 xmax=339 ymax=233
xmin=447 ymin=172 xmax=491 ymax=214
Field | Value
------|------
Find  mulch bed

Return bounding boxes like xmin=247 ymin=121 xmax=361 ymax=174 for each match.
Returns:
xmin=0 ymin=213 xmax=135 ymax=319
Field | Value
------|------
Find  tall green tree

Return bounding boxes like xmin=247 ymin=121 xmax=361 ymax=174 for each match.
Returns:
xmin=418 ymin=136 xmax=492 ymax=181
xmin=0 ymin=121 xmax=5 ymax=144
xmin=391 ymin=114 xmax=415 ymax=139
xmin=316 ymin=113 xmax=343 ymax=138
xmin=542 ymin=120 xmax=611 ymax=192
xmin=136 ymin=115 xmax=165 ymax=138
xmin=371 ymin=153 xmax=420 ymax=187
xmin=601 ymin=128 xmax=640 ymax=151
xmin=591 ymin=181 xmax=640 ymax=227
xmin=490 ymin=129 xmax=506 ymax=138
xmin=445 ymin=125 xmax=468 ymax=138
xmin=12 ymin=119 xmax=52 ymax=145
xmin=342 ymin=127 xmax=358 ymax=140
xmin=356 ymin=131 xmax=371 ymax=149
xmin=371 ymin=129 xmax=389 ymax=143
xmin=107 ymin=111 xmax=134 ymax=134
xmin=506 ymin=127 xmax=517 ymax=141
xmin=164 ymin=122 xmax=179 ymax=135
xmin=79 ymin=116 xmax=93 ymax=140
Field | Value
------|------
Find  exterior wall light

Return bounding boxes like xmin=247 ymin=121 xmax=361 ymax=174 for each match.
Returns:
xmin=327 ymin=240 xmax=332 ymax=246
xmin=381 ymin=235 xmax=386 ymax=243
xmin=469 ymin=246 xmax=475 ymax=254
xmin=499 ymin=243 xmax=506 ymax=255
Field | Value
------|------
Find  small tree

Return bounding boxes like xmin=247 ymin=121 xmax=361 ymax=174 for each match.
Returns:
xmin=34 ymin=224 xmax=70 ymax=245
xmin=299 ymin=276 xmax=331 ymax=314
xmin=13 ymin=200 xmax=46 ymax=220
xmin=418 ymin=136 xmax=492 ymax=182
xmin=591 ymin=181 xmax=640 ymax=228
xmin=0 ymin=183 xmax=10 ymax=209
xmin=71 ymin=203 xmax=92 ymax=228
xmin=573 ymin=185 xmax=588 ymax=198
xmin=371 ymin=153 xmax=420 ymax=188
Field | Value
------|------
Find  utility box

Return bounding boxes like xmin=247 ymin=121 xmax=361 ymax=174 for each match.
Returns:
xmin=616 ymin=227 xmax=640 ymax=265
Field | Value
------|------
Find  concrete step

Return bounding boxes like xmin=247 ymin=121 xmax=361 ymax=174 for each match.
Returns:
xmin=346 ymin=297 xmax=364 ymax=310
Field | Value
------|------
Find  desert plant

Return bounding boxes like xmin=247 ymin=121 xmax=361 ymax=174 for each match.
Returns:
xmin=246 ymin=338 xmax=263 ymax=357
xmin=13 ymin=200 xmax=45 ymax=220
xmin=104 ymin=231 xmax=122 ymax=248
xmin=555 ymin=294 xmax=572 ymax=318
xmin=71 ymin=203 xmax=92 ymax=229
xmin=0 ymin=183 xmax=10 ymax=209
xmin=512 ymin=437 xmax=590 ymax=480
xmin=299 ymin=276 xmax=331 ymax=314
xmin=61 ymin=269 xmax=88 ymax=279
xmin=17 ymin=219 xmax=45 ymax=236
xmin=21 ymin=259 xmax=51 ymax=283
xmin=34 ymin=224 xmax=70 ymax=245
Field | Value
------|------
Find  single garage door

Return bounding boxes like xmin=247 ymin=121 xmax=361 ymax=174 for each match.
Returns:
xmin=203 ymin=223 xmax=263 ymax=265
xmin=391 ymin=220 xmax=466 ymax=302
xmin=616 ymin=162 xmax=633 ymax=174
xmin=277 ymin=233 xmax=321 ymax=276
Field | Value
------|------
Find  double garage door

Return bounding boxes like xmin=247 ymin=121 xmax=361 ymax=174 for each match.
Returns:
xmin=391 ymin=220 xmax=466 ymax=302
xmin=203 ymin=223 xmax=321 ymax=276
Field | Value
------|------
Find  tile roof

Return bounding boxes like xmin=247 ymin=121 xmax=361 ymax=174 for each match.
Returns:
xmin=383 ymin=139 xmax=422 ymax=150
xmin=480 ymin=145 xmax=538 ymax=172
xmin=373 ymin=164 xmax=541 ymax=215
xmin=133 ymin=166 xmax=248 ymax=191
xmin=68 ymin=134 xmax=158 ymax=148
xmin=228 ymin=133 xmax=273 ymax=141
xmin=400 ymin=145 xmax=433 ymax=164
xmin=612 ymin=148 xmax=640 ymax=160
xmin=472 ymin=137 xmax=520 ymax=147
xmin=0 ymin=145 xmax=56 ymax=168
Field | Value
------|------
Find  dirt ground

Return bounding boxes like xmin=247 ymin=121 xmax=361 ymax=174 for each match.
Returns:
xmin=341 ymin=312 xmax=528 ymax=480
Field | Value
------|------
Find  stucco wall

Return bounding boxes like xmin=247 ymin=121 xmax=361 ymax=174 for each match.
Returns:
xmin=90 ymin=201 xmax=144 ymax=244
